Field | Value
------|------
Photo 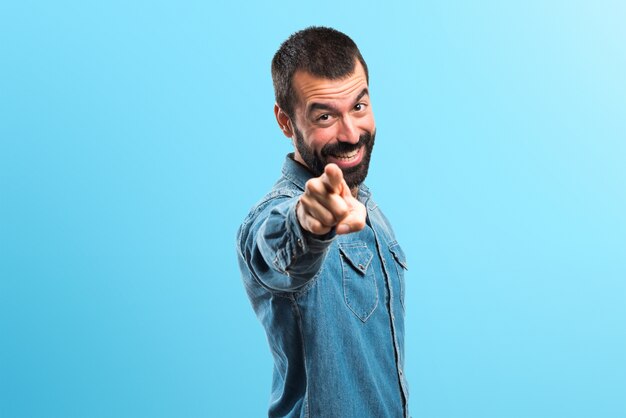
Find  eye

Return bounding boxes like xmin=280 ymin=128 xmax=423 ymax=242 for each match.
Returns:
xmin=317 ymin=114 xmax=330 ymax=121
xmin=354 ymin=103 xmax=366 ymax=111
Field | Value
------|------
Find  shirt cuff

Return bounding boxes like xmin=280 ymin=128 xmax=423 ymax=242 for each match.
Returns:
xmin=287 ymin=199 xmax=336 ymax=257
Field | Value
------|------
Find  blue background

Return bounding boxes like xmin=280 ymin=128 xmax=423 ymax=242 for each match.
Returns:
xmin=1 ymin=1 xmax=625 ymax=417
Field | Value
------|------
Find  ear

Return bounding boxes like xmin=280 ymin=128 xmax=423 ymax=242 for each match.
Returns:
xmin=274 ymin=104 xmax=294 ymax=138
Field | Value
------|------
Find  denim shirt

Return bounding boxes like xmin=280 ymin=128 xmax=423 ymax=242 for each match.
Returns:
xmin=236 ymin=154 xmax=409 ymax=418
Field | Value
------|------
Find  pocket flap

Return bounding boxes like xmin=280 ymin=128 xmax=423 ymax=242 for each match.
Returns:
xmin=389 ymin=242 xmax=408 ymax=270
xmin=339 ymin=242 xmax=373 ymax=275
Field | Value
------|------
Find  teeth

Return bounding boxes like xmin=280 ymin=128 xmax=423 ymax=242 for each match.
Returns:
xmin=334 ymin=149 xmax=359 ymax=159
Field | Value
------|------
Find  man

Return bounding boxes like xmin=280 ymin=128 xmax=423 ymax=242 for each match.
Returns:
xmin=236 ymin=27 xmax=409 ymax=417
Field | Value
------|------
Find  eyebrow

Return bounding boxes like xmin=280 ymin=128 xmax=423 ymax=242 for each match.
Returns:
xmin=307 ymin=88 xmax=370 ymax=115
xmin=355 ymin=88 xmax=369 ymax=103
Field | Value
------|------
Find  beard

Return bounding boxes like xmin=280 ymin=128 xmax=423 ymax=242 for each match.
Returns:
xmin=293 ymin=126 xmax=376 ymax=189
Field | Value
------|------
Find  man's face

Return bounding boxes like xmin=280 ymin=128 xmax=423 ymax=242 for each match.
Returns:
xmin=288 ymin=61 xmax=376 ymax=189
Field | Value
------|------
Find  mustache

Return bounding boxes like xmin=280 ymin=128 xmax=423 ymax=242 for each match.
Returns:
xmin=321 ymin=132 xmax=373 ymax=157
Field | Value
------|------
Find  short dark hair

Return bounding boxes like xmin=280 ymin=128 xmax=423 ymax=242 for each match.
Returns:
xmin=271 ymin=26 xmax=369 ymax=118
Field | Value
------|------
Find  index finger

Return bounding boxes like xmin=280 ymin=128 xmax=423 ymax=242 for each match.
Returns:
xmin=321 ymin=163 xmax=345 ymax=193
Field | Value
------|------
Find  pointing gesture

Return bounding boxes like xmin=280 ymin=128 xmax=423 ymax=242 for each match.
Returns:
xmin=297 ymin=164 xmax=367 ymax=236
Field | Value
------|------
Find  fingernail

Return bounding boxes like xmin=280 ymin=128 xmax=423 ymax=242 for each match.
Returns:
xmin=336 ymin=224 xmax=349 ymax=234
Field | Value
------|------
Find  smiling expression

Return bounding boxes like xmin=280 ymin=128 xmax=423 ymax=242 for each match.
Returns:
xmin=277 ymin=61 xmax=376 ymax=189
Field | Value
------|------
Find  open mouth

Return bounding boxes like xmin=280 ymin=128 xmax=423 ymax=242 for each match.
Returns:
xmin=326 ymin=146 xmax=363 ymax=168
xmin=333 ymin=149 xmax=359 ymax=160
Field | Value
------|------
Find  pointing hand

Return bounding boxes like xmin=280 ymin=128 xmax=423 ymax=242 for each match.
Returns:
xmin=296 ymin=164 xmax=367 ymax=236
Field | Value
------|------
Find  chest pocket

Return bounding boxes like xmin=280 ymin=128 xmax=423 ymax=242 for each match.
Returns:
xmin=339 ymin=242 xmax=379 ymax=322
xmin=389 ymin=242 xmax=408 ymax=310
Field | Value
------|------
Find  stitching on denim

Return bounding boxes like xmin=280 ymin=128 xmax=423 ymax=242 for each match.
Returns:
xmin=388 ymin=242 xmax=407 ymax=311
xmin=340 ymin=243 xmax=379 ymax=322
xmin=290 ymin=294 xmax=310 ymax=418
xmin=338 ymin=242 xmax=374 ymax=273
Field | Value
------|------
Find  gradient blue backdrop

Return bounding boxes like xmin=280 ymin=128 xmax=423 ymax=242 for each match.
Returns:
xmin=1 ymin=1 xmax=625 ymax=417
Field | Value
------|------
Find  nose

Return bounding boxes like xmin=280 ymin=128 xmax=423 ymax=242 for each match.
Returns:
xmin=336 ymin=116 xmax=360 ymax=144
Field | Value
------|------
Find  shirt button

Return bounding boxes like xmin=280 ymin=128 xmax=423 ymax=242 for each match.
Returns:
xmin=297 ymin=238 xmax=303 ymax=248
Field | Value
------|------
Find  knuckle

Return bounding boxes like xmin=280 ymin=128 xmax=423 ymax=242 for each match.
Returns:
xmin=322 ymin=212 xmax=336 ymax=226
xmin=309 ymin=219 xmax=326 ymax=235
xmin=306 ymin=179 xmax=323 ymax=195
xmin=335 ymin=207 xmax=349 ymax=220
xmin=299 ymin=195 xmax=311 ymax=209
xmin=335 ymin=206 xmax=350 ymax=220
xmin=353 ymin=218 xmax=366 ymax=230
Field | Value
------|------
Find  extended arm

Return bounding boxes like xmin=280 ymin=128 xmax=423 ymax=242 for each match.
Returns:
xmin=238 ymin=164 xmax=366 ymax=292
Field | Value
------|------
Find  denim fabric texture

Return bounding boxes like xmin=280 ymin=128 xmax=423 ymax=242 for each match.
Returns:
xmin=237 ymin=154 xmax=409 ymax=418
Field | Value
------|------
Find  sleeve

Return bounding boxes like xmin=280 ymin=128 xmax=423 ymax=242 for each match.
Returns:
xmin=238 ymin=195 xmax=335 ymax=292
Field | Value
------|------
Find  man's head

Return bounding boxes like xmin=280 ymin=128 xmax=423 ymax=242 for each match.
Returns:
xmin=272 ymin=27 xmax=376 ymax=189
